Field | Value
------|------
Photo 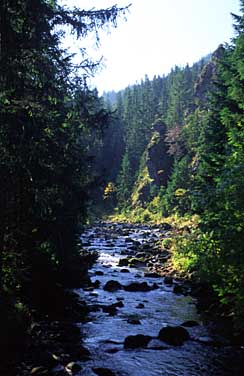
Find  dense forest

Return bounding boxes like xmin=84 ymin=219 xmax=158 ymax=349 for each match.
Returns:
xmin=0 ymin=0 xmax=128 ymax=365
xmin=1 ymin=0 xmax=244 ymax=372
xmin=94 ymin=2 xmax=244 ymax=327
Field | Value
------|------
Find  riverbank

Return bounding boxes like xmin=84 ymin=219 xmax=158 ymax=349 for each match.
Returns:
xmin=0 ymin=250 xmax=97 ymax=376
xmin=107 ymin=213 xmax=244 ymax=339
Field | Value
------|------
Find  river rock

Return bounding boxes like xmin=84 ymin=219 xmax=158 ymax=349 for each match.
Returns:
xmin=124 ymin=334 xmax=152 ymax=349
xmin=113 ymin=300 xmax=124 ymax=308
xmin=102 ymin=305 xmax=118 ymax=315
xmin=124 ymin=281 xmax=157 ymax=292
xmin=132 ymin=240 xmax=141 ymax=246
xmin=127 ymin=318 xmax=141 ymax=325
xmin=135 ymin=252 xmax=147 ymax=258
xmin=173 ymin=284 xmax=184 ymax=294
xmin=92 ymin=367 xmax=116 ymax=376
xmin=65 ymin=362 xmax=82 ymax=373
xmin=95 ymin=270 xmax=104 ymax=276
xmin=92 ymin=280 xmax=101 ymax=288
xmin=103 ymin=280 xmax=122 ymax=291
xmin=136 ymin=303 xmax=145 ymax=309
xmin=31 ymin=367 xmax=48 ymax=375
xmin=128 ymin=245 xmax=138 ymax=251
xmin=118 ymin=258 xmax=129 ymax=266
xmin=128 ymin=257 xmax=147 ymax=267
xmin=164 ymin=276 xmax=173 ymax=285
xmin=120 ymin=268 xmax=130 ymax=273
xmin=158 ymin=326 xmax=190 ymax=346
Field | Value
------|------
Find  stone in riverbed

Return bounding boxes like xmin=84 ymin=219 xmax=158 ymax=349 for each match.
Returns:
xmin=132 ymin=239 xmax=141 ymax=246
xmin=158 ymin=326 xmax=190 ymax=346
xmin=102 ymin=300 xmax=124 ymax=315
xmin=136 ymin=303 xmax=145 ymax=309
xmin=92 ymin=279 xmax=101 ymax=288
xmin=31 ymin=367 xmax=48 ymax=375
xmin=124 ymin=334 xmax=152 ymax=349
xmin=118 ymin=258 xmax=129 ymax=266
xmin=95 ymin=270 xmax=104 ymax=276
xmin=65 ymin=362 xmax=82 ymax=373
xmin=120 ymin=268 xmax=130 ymax=273
xmin=103 ymin=280 xmax=122 ymax=292
xmin=128 ymin=257 xmax=147 ymax=267
xmin=124 ymin=281 xmax=157 ymax=292
xmin=102 ymin=305 xmax=118 ymax=316
xmin=135 ymin=252 xmax=147 ymax=258
xmin=164 ymin=276 xmax=173 ymax=285
xmin=127 ymin=318 xmax=141 ymax=325
xmin=173 ymin=284 xmax=184 ymax=294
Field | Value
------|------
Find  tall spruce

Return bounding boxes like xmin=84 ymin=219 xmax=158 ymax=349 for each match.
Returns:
xmin=0 ymin=0 xmax=128 ymax=293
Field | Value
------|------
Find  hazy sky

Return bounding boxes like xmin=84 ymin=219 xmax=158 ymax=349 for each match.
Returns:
xmin=60 ymin=0 xmax=241 ymax=94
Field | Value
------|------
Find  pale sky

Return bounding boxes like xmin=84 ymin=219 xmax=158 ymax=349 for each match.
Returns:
xmin=59 ymin=0 xmax=241 ymax=94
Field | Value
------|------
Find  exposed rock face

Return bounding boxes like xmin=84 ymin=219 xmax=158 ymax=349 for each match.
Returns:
xmin=147 ymin=122 xmax=173 ymax=187
xmin=194 ymin=45 xmax=224 ymax=106
xmin=131 ymin=120 xmax=173 ymax=206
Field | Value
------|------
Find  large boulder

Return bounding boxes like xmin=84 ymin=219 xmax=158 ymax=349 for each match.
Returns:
xmin=124 ymin=334 xmax=152 ymax=349
xmin=158 ymin=326 xmax=190 ymax=346
xmin=128 ymin=257 xmax=147 ymax=267
xmin=124 ymin=281 xmax=158 ymax=292
xmin=103 ymin=280 xmax=122 ymax=292
xmin=118 ymin=258 xmax=129 ymax=267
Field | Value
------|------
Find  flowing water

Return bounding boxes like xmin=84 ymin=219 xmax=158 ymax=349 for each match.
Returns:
xmin=75 ymin=222 xmax=244 ymax=376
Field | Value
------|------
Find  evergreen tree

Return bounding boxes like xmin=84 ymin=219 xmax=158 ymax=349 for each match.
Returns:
xmin=0 ymin=0 xmax=128 ymax=293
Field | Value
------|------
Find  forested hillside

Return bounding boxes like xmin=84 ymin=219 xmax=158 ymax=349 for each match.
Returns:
xmin=95 ymin=3 xmax=244 ymax=326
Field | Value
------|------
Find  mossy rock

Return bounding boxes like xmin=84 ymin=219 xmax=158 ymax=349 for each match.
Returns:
xmin=128 ymin=257 xmax=147 ymax=267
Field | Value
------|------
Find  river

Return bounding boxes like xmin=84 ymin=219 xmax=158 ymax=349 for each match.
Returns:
xmin=73 ymin=222 xmax=244 ymax=376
